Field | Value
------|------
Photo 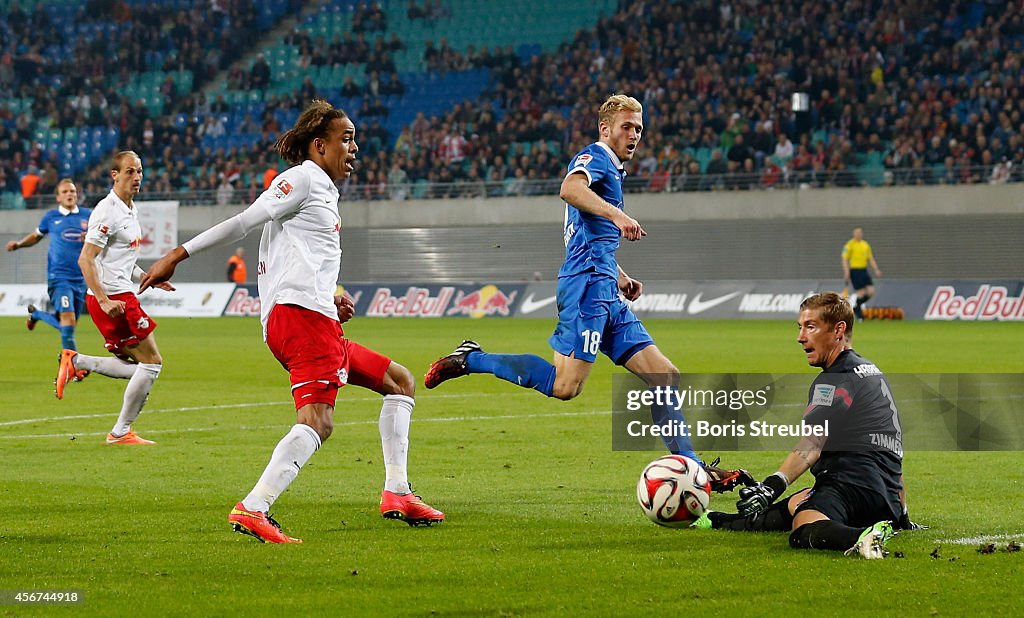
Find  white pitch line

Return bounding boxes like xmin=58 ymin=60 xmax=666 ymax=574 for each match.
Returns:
xmin=0 ymin=392 xmax=504 ymax=428
xmin=0 ymin=409 xmax=610 ymax=440
xmin=934 ymin=534 xmax=1024 ymax=545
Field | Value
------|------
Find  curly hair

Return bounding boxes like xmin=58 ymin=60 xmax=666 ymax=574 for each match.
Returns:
xmin=274 ymin=99 xmax=348 ymax=165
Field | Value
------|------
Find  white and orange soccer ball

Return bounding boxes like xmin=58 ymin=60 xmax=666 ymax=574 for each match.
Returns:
xmin=636 ymin=455 xmax=712 ymax=527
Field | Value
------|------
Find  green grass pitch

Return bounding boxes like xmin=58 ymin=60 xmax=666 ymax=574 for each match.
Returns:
xmin=1 ymin=316 xmax=1022 ymax=616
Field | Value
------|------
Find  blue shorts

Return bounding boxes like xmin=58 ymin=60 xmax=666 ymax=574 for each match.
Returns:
xmin=850 ymin=269 xmax=873 ymax=290
xmin=547 ymin=273 xmax=654 ymax=364
xmin=48 ymin=280 xmax=87 ymax=319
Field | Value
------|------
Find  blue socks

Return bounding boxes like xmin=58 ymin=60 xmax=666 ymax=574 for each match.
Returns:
xmin=59 ymin=325 xmax=78 ymax=351
xmin=34 ymin=310 xmax=60 ymax=330
xmin=649 ymin=386 xmax=699 ymax=461
xmin=466 ymin=351 xmax=556 ymax=397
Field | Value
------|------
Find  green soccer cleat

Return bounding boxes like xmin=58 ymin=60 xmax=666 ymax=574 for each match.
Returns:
xmin=690 ymin=512 xmax=713 ymax=530
xmin=845 ymin=520 xmax=896 ymax=559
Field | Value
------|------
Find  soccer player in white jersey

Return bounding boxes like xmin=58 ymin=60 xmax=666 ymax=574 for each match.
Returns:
xmin=141 ymin=100 xmax=444 ymax=543
xmin=55 ymin=151 xmax=175 ymax=445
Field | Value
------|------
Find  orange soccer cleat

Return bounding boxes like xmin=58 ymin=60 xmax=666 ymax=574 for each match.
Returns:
xmin=54 ymin=349 xmax=77 ymax=399
xmin=105 ymin=430 xmax=156 ymax=445
xmin=228 ymin=502 xmax=302 ymax=544
xmin=380 ymin=490 xmax=445 ymax=526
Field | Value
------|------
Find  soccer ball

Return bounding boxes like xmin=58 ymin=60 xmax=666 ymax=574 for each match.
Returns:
xmin=636 ymin=455 xmax=711 ymax=527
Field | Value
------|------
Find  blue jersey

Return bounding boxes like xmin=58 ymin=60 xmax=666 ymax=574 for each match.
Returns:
xmin=559 ymin=142 xmax=625 ymax=280
xmin=37 ymin=207 xmax=91 ymax=283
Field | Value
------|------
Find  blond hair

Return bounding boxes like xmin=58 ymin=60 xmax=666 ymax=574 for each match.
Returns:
xmin=55 ymin=177 xmax=76 ymax=195
xmin=800 ymin=292 xmax=855 ymax=338
xmin=275 ymin=99 xmax=348 ymax=165
xmin=598 ymin=94 xmax=643 ymax=127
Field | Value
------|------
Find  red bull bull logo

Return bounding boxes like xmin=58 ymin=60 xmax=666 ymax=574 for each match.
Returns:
xmin=446 ymin=284 xmax=518 ymax=318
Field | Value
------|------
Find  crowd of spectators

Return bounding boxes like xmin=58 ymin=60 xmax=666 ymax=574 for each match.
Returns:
xmin=0 ymin=0 xmax=282 ymax=202
xmin=8 ymin=0 xmax=1024 ymax=207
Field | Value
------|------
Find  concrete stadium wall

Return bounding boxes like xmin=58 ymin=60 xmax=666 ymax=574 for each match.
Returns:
xmin=3 ymin=184 xmax=1023 ymax=283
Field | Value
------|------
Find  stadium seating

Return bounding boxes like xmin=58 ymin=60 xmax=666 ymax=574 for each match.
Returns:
xmin=4 ymin=0 xmax=1024 ymax=207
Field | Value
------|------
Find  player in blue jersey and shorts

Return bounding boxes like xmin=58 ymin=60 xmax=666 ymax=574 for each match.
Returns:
xmin=7 ymin=179 xmax=92 ymax=374
xmin=425 ymin=94 xmax=749 ymax=493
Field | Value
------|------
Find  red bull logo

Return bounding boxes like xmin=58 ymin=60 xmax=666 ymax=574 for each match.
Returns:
xmin=224 ymin=287 xmax=262 ymax=317
xmin=926 ymin=285 xmax=1024 ymax=321
xmin=446 ymin=284 xmax=518 ymax=318
xmin=129 ymin=237 xmax=141 ymax=250
xmin=366 ymin=287 xmax=454 ymax=317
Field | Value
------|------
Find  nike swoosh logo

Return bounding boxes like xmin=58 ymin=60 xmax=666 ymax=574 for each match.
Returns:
xmin=688 ymin=291 xmax=742 ymax=315
xmin=519 ymin=293 xmax=557 ymax=314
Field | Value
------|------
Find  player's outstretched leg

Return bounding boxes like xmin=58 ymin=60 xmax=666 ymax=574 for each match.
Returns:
xmin=425 ymin=340 xmax=556 ymax=396
xmin=790 ymin=519 xmax=895 ymax=558
xmin=27 ymin=304 xmax=59 ymax=331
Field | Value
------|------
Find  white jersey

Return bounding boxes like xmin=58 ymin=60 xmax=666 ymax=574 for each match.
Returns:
xmin=83 ymin=189 xmax=142 ymax=296
xmin=255 ymin=160 xmax=342 ymax=335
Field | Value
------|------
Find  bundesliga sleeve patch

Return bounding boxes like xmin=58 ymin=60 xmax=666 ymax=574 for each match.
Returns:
xmin=811 ymin=384 xmax=836 ymax=406
xmin=574 ymin=153 xmax=593 ymax=167
xmin=99 ymin=225 xmax=109 ymax=234
xmin=272 ymin=179 xmax=293 ymax=199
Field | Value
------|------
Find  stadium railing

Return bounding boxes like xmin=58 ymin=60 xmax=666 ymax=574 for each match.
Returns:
xmin=8 ymin=164 xmax=1016 ymax=210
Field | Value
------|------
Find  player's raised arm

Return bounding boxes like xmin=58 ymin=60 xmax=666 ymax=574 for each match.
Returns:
xmin=139 ymin=195 xmax=279 ymax=293
xmin=559 ymin=173 xmax=646 ymax=241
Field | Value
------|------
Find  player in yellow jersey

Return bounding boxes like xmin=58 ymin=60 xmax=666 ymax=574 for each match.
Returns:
xmin=841 ymin=226 xmax=882 ymax=320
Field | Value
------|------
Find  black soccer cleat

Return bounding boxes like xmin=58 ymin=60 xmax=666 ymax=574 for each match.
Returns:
xmin=26 ymin=303 xmax=38 ymax=331
xmin=424 ymin=340 xmax=482 ymax=389
xmin=703 ymin=457 xmax=755 ymax=493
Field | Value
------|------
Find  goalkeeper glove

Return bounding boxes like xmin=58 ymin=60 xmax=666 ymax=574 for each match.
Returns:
xmin=736 ymin=472 xmax=789 ymax=516
xmin=896 ymin=506 xmax=928 ymax=530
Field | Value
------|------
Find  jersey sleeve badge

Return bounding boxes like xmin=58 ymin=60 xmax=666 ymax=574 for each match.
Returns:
xmin=272 ymin=179 xmax=293 ymax=199
xmin=574 ymin=153 xmax=593 ymax=167
xmin=811 ymin=384 xmax=836 ymax=406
